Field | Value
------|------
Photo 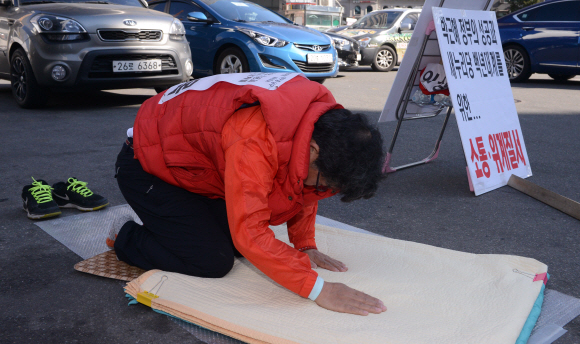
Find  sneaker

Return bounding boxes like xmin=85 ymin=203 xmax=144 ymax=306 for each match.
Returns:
xmin=52 ymin=177 xmax=109 ymax=211
xmin=22 ymin=177 xmax=62 ymax=220
xmin=106 ymin=214 xmax=137 ymax=248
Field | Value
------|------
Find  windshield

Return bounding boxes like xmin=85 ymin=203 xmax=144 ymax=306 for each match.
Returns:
xmin=351 ymin=11 xmax=402 ymax=29
xmin=306 ymin=14 xmax=340 ymax=27
xmin=199 ymin=0 xmax=289 ymax=23
xmin=19 ymin=0 xmax=145 ymax=6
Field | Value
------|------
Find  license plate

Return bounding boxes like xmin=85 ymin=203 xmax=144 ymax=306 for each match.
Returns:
xmin=112 ymin=59 xmax=162 ymax=72
xmin=396 ymin=42 xmax=408 ymax=49
xmin=307 ymin=54 xmax=334 ymax=64
xmin=356 ymin=53 xmax=361 ymax=61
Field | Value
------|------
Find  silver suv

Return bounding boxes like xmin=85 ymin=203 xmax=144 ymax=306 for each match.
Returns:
xmin=0 ymin=0 xmax=193 ymax=108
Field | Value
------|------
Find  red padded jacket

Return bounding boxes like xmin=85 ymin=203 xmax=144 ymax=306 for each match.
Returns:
xmin=133 ymin=75 xmax=342 ymax=297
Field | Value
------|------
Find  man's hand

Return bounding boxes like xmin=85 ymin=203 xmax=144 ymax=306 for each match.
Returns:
xmin=303 ymin=249 xmax=347 ymax=272
xmin=315 ymin=282 xmax=387 ymax=316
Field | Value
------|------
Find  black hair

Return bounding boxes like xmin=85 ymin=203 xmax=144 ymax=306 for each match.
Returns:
xmin=312 ymin=108 xmax=385 ymax=202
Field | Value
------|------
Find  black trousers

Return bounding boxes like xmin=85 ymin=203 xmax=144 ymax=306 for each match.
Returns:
xmin=114 ymin=140 xmax=239 ymax=278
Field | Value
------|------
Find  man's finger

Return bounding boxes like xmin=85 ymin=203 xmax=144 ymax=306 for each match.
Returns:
xmin=310 ymin=259 xmax=317 ymax=269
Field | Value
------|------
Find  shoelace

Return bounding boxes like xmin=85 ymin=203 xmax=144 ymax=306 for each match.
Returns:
xmin=67 ymin=178 xmax=94 ymax=197
xmin=29 ymin=177 xmax=54 ymax=204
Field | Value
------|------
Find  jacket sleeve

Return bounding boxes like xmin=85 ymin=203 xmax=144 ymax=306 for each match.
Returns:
xmin=287 ymin=202 xmax=318 ymax=251
xmin=223 ymin=136 xmax=319 ymax=298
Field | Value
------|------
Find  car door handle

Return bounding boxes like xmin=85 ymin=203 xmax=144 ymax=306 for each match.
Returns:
xmin=522 ymin=27 xmax=534 ymax=31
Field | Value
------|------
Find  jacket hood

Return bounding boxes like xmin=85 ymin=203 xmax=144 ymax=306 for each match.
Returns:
xmin=240 ymin=22 xmax=331 ymax=45
xmin=23 ymin=3 xmax=175 ymax=33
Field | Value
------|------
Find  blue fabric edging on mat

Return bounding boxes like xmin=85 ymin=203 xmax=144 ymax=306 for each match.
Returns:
xmin=124 ymin=293 xmax=214 ymax=331
xmin=516 ymin=274 xmax=549 ymax=344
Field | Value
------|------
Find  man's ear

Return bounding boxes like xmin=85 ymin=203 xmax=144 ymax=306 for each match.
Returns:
xmin=310 ymin=140 xmax=320 ymax=163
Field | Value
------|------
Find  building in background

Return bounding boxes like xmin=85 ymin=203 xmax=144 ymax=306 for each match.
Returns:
xmin=254 ymin=0 xmax=543 ymax=28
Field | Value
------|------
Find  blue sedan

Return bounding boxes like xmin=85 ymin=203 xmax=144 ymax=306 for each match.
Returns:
xmin=147 ymin=0 xmax=338 ymax=81
xmin=498 ymin=0 xmax=580 ymax=82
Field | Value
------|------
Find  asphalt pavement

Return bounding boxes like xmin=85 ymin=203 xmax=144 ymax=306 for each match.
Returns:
xmin=1 ymin=69 xmax=579 ymax=343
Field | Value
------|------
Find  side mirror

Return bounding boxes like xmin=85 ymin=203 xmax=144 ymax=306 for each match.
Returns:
xmin=187 ymin=12 xmax=211 ymax=23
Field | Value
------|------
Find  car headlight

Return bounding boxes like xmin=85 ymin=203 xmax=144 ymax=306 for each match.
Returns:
xmin=239 ymin=28 xmax=288 ymax=47
xmin=31 ymin=14 xmax=87 ymax=42
xmin=169 ymin=19 xmax=186 ymax=41
xmin=358 ymin=37 xmax=371 ymax=48
xmin=333 ymin=37 xmax=349 ymax=49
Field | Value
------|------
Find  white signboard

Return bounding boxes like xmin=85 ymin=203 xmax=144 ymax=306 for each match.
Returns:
xmin=380 ymin=0 xmax=494 ymax=122
xmin=159 ymin=72 xmax=304 ymax=104
xmin=433 ymin=7 xmax=532 ymax=195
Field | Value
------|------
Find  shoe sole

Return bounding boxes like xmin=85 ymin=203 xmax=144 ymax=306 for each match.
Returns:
xmin=58 ymin=202 xmax=109 ymax=212
xmin=23 ymin=206 xmax=61 ymax=220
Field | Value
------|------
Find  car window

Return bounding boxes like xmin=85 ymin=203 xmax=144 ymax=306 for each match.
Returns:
xmin=198 ymin=0 xmax=289 ymax=23
xmin=306 ymin=14 xmax=332 ymax=27
xmin=400 ymin=13 xmax=418 ymax=30
xmin=351 ymin=11 xmax=402 ymax=29
xmin=19 ymin=0 xmax=145 ymax=6
xmin=170 ymin=1 xmax=208 ymax=21
xmin=517 ymin=1 xmax=580 ymax=22
xmin=147 ymin=0 xmax=167 ymax=11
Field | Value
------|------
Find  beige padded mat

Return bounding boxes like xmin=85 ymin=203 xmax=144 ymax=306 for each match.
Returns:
xmin=74 ymin=250 xmax=145 ymax=281
xmin=126 ymin=224 xmax=547 ymax=344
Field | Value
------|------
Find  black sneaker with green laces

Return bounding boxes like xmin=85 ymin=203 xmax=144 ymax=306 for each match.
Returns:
xmin=52 ymin=177 xmax=109 ymax=211
xmin=22 ymin=177 xmax=62 ymax=220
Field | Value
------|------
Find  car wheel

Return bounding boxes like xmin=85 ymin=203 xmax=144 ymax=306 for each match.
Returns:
xmin=503 ymin=45 xmax=531 ymax=83
xmin=548 ymin=74 xmax=575 ymax=81
xmin=371 ymin=46 xmax=396 ymax=72
xmin=154 ymin=86 xmax=170 ymax=94
xmin=215 ymin=47 xmax=249 ymax=74
xmin=10 ymin=48 xmax=48 ymax=108
xmin=310 ymin=78 xmax=325 ymax=84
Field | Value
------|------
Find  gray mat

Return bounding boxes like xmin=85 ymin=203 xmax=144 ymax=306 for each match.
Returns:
xmin=35 ymin=204 xmax=580 ymax=344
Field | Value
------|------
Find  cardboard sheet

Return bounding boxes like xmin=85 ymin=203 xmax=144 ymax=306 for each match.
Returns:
xmin=125 ymin=224 xmax=547 ymax=344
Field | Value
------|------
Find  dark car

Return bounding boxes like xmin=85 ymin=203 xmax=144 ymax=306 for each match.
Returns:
xmin=498 ymin=0 xmax=580 ymax=82
xmin=325 ymin=32 xmax=360 ymax=68
xmin=328 ymin=8 xmax=420 ymax=72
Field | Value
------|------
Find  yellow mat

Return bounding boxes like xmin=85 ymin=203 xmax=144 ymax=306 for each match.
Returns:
xmin=125 ymin=224 xmax=547 ymax=344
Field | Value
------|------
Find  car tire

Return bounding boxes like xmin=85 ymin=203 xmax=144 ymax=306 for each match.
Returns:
xmin=154 ymin=86 xmax=170 ymax=94
xmin=548 ymin=74 xmax=575 ymax=81
xmin=371 ymin=46 xmax=396 ymax=72
xmin=503 ymin=45 xmax=531 ymax=83
xmin=214 ymin=47 xmax=249 ymax=74
xmin=310 ymin=78 xmax=325 ymax=84
xmin=10 ymin=48 xmax=48 ymax=108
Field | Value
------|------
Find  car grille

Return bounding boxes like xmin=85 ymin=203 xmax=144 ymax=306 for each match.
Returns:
xmin=294 ymin=43 xmax=331 ymax=52
xmin=97 ymin=30 xmax=162 ymax=42
xmin=293 ymin=60 xmax=334 ymax=73
xmin=88 ymin=54 xmax=178 ymax=78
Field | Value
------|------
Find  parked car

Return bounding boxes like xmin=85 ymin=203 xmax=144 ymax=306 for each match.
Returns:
xmin=328 ymin=8 xmax=421 ymax=72
xmin=0 ymin=0 xmax=193 ymax=108
xmin=325 ymin=32 xmax=360 ymax=68
xmin=497 ymin=0 xmax=580 ymax=82
xmin=147 ymin=0 xmax=337 ymax=82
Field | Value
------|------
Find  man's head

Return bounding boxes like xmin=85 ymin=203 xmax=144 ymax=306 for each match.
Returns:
xmin=308 ymin=108 xmax=384 ymax=202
